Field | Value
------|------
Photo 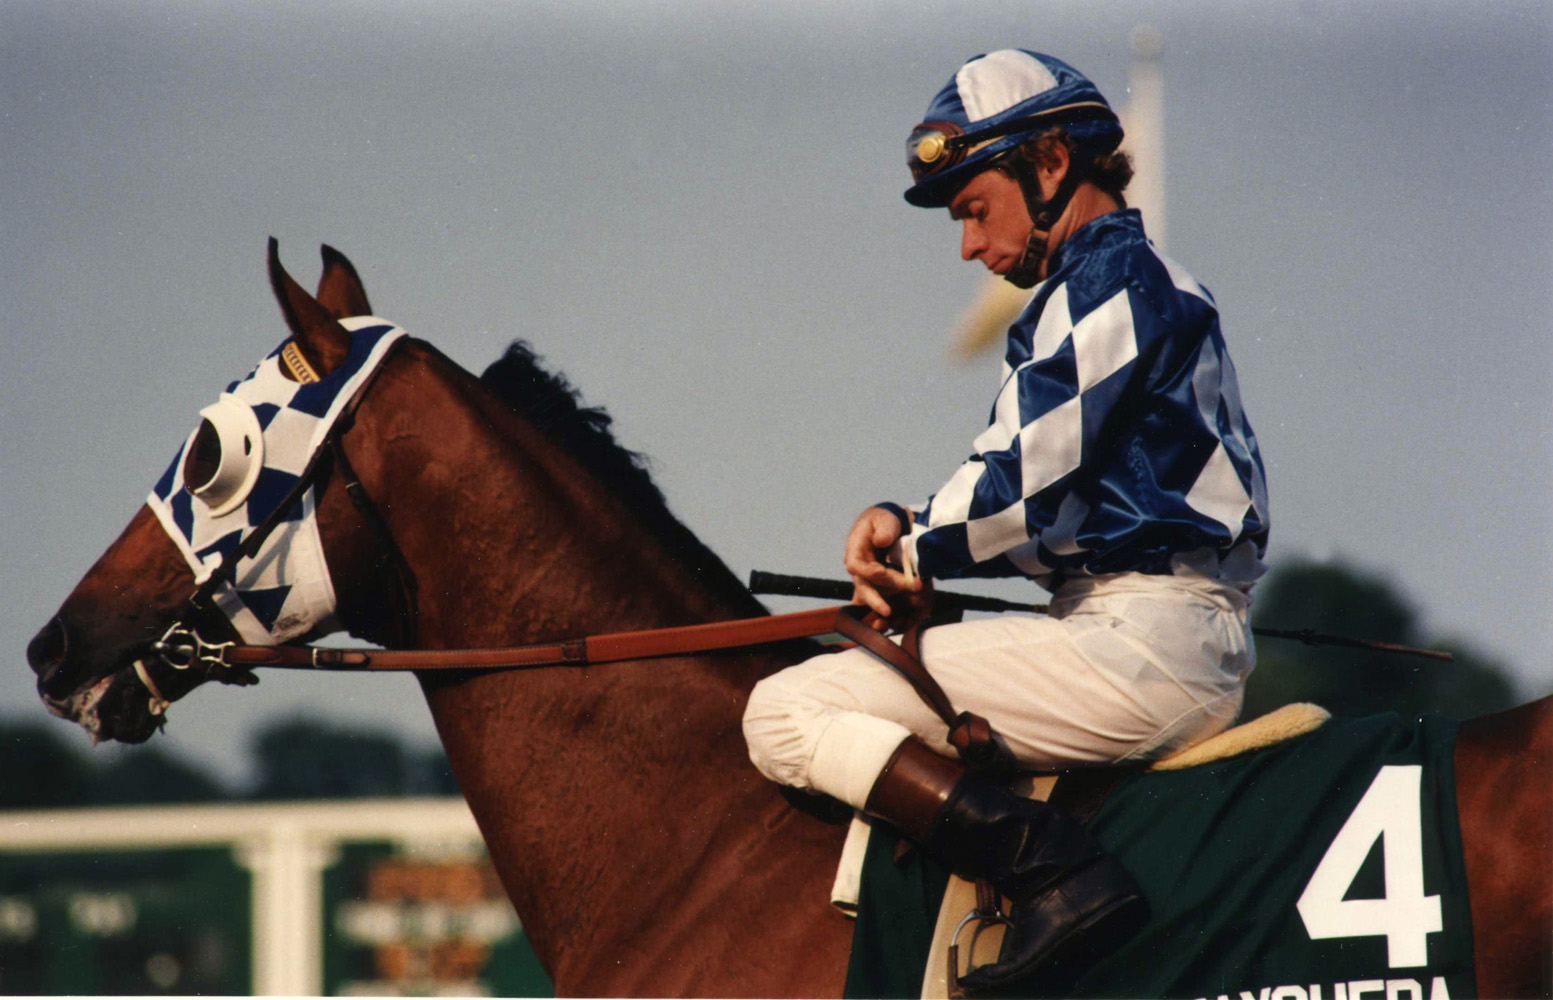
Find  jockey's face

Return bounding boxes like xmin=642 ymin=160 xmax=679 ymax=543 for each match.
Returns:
xmin=948 ymin=169 xmax=1036 ymax=277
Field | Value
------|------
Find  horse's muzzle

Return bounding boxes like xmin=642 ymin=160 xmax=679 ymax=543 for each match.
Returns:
xmin=26 ymin=616 xmax=71 ymax=694
xmin=27 ymin=615 xmax=162 ymax=743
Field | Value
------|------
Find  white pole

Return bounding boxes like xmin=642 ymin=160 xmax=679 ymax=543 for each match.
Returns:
xmin=1121 ymin=25 xmax=1167 ymax=249
xmin=234 ymin=823 xmax=339 ymax=996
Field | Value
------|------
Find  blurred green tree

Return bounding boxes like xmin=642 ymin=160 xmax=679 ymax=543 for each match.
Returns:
xmin=249 ymin=717 xmax=411 ymax=800
xmin=405 ymin=746 xmax=462 ymax=796
xmin=1244 ymin=558 xmax=1519 ymax=721
xmin=85 ymin=744 xmax=229 ymax=805
xmin=0 ymin=720 xmax=93 ymax=809
xmin=1 ymin=713 xmax=463 ymax=807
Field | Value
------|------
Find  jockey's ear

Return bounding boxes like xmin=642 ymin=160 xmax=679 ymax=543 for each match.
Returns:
xmin=316 ymin=244 xmax=372 ymax=320
xmin=268 ymin=237 xmax=350 ymax=376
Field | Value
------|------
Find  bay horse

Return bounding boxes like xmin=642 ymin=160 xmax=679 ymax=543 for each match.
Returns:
xmin=26 ymin=244 xmax=1551 ymax=998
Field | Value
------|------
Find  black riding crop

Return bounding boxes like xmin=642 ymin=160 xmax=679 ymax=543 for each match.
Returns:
xmin=747 ymin=570 xmax=1454 ymax=662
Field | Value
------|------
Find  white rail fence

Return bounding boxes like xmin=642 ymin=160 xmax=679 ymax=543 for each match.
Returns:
xmin=0 ymin=797 xmax=493 ymax=995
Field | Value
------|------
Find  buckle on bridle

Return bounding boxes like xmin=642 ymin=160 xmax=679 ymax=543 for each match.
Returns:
xmin=134 ymin=621 xmax=257 ymax=718
xmin=131 ymin=621 xmax=228 ymax=719
xmin=150 ymin=622 xmax=233 ymax=672
xmin=150 ymin=620 xmax=255 ymax=685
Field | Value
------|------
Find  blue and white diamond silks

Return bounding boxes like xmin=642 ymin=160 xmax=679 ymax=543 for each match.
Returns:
xmin=905 ymin=210 xmax=1270 ymax=588
xmin=146 ymin=317 xmax=406 ymax=644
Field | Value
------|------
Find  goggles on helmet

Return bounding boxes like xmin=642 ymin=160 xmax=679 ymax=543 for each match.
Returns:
xmin=905 ymin=101 xmax=1120 ymax=186
xmin=907 ymin=121 xmax=969 ymax=182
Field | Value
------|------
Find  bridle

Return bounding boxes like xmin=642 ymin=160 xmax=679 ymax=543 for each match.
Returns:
xmin=129 ymin=334 xmax=1005 ymax=767
xmin=135 ymin=335 xmax=417 ymax=714
xmin=137 ymin=433 xmax=421 ymax=712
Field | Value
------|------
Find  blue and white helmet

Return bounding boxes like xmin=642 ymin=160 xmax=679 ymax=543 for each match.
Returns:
xmin=904 ymin=49 xmax=1124 ymax=208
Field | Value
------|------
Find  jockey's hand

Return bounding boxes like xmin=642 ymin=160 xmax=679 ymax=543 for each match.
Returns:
xmin=843 ymin=505 xmax=926 ymax=625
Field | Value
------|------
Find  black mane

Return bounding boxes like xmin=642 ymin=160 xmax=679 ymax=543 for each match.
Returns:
xmin=478 ymin=341 xmax=762 ymax=613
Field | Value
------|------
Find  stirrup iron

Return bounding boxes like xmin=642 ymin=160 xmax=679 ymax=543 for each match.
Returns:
xmin=946 ymin=879 xmax=1011 ymax=1000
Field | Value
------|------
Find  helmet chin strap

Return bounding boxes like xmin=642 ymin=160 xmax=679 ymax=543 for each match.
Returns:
xmin=1002 ymin=229 xmax=1050 ymax=290
xmin=999 ymin=154 xmax=1085 ymax=289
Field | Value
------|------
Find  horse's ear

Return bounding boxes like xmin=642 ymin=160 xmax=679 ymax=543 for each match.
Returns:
xmin=316 ymin=244 xmax=372 ymax=320
xmin=268 ymin=237 xmax=350 ymax=376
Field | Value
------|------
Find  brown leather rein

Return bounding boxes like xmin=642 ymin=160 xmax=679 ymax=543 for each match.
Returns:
xmin=145 ymin=333 xmax=1000 ymax=764
xmin=194 ymin=602 xmax=1006 ymax=770
xmin=222 ymin=604 xmax=860 ymax=672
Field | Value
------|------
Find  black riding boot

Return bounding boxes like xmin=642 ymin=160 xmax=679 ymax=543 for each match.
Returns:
xmin=865 ymin=737 xmax=1148 ymax=995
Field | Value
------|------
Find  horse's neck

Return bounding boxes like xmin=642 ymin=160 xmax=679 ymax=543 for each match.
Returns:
xmin=359 ymin=366 xmax=851 ymax=995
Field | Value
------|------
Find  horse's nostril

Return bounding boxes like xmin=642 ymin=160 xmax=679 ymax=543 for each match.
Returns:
xmin=26 ymin=618 xmax=69 ymax=678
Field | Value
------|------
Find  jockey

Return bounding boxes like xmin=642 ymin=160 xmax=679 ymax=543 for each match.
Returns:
xmin=743 ymin=49 xmax=1270 ymax=992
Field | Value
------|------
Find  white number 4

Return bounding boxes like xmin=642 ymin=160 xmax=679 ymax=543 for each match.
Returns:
xmin=1297 ymin=765 xmax=1444 ymax=967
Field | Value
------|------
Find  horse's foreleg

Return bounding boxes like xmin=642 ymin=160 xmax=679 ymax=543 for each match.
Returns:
xmin=1454 ymin=696 xmax=1553 ymax=998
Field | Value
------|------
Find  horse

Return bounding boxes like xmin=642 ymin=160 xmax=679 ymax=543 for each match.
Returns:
xmin=26 ymin=243 xmax=1552 ymax=998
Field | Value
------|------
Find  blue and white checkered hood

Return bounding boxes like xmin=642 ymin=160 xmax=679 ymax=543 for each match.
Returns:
xmin=146 ymin=317 xmax=406 ymax=643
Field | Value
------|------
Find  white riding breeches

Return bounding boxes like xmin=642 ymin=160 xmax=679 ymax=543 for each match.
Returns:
xmin=742 ymin=570 xmax=1255 ymax=811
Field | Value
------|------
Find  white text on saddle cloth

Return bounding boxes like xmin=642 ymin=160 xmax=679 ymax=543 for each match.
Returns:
xmin=145 ymin=317 xmax=406 ymax=644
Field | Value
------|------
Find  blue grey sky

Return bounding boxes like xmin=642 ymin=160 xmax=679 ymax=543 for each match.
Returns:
xmin=4 ymin=1 xmax=1550 ymax=782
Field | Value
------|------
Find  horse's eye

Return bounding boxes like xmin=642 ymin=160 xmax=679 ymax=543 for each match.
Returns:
xmin=182 ymin=395 xmax=265 ymax=516
xmin=183 ymin=419 xmax=223 ymax=493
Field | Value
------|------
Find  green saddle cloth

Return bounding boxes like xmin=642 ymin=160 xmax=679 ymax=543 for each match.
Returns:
xmin=843 ymin=825 xmax=950 ymax=1000
xmin=843 ymin=713 xmax=1475 ymax=1000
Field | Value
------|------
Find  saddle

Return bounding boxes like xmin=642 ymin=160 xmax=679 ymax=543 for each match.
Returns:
xmin=832 ymin=703 xmax=1332 ymax=999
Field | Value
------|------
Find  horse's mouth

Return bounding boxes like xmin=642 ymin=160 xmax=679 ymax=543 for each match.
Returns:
xmin=33 ymin=609 xmax=237 ymax=745
xmin=42 ymin=666 xmax=164 ymax=745
xmin=41 ymin=674 xmax=114 ymax=741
